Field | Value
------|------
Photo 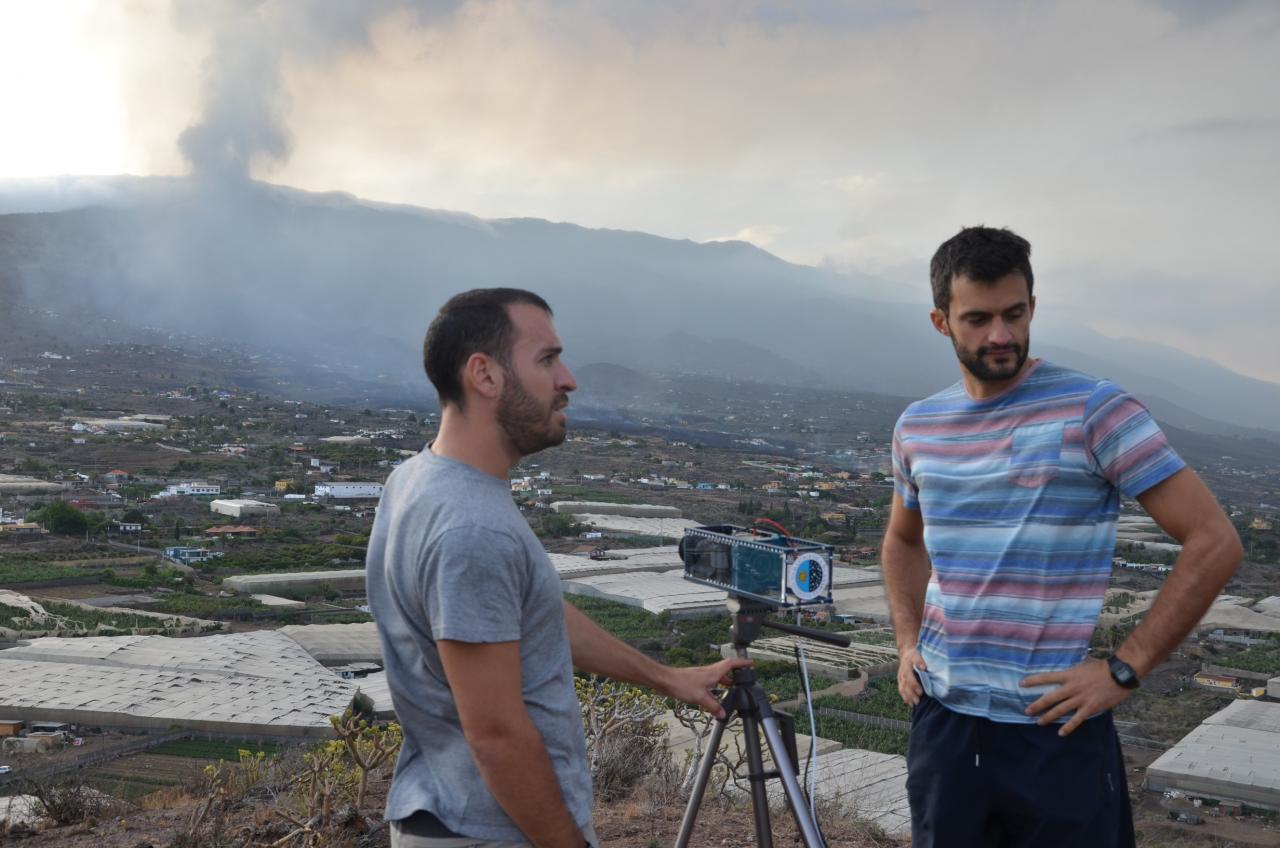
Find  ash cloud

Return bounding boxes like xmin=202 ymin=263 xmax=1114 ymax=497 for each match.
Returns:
xmin=172 ymin=0 xmax=463 ymax=181
xmin=175 ymin=1 xmax=292 ymax=181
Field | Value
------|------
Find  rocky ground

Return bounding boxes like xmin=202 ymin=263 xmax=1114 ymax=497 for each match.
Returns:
xmin=3 ymin=772 xmax=901 ymax=848
xmin=8 ymin=762 xmax=1277 ymax=848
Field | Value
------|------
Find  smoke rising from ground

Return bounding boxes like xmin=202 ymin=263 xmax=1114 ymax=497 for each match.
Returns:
xmin=175 ymin=1 xmax=292 ymax=181
xmin=172 ymin=0 xmax=463 ymax=180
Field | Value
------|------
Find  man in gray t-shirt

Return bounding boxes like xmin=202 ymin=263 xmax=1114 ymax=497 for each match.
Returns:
xmin=367 ymin=450 xmax=591 ymax=841
xmin=368 ymin=289 xmax=746 ymax=848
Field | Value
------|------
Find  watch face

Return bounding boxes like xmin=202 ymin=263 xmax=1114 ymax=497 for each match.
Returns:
xmin=1108 ymin=656 xmax=1139 ymax=688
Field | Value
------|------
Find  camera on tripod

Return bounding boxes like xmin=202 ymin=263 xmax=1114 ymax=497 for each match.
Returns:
xmin=678 ymin=523 xmax=835 ymax=609
xmin=674 ymin=523 xmax=849 ymax=848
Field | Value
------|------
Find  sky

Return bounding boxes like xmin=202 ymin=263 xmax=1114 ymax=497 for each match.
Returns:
xmin=1 ymin=0 xmax=1278 ymax=382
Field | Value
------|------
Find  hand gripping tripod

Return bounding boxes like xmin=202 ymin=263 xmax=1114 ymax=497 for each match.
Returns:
xmin=674 ymin=598 xmax=852 ymax=848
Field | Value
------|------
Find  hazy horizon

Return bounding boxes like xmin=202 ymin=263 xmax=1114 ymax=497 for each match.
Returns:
xmin=1 ymin=1 xmax=1277 ymax=382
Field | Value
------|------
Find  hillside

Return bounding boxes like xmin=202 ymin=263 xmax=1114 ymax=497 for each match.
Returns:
xmin=2 ymin=176 xmax=1279 ymax=437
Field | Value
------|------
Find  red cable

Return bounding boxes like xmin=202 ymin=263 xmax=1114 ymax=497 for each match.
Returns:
xmin=751 ymin=516 xmax=794 ymax=540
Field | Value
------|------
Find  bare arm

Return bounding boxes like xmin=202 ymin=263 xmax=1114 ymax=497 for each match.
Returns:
xmin=437 ymin=639 xmax=587 ymax=848
xmin=881 ymin=493 xmax=932 ymax=706
xmin=1024 ymin=467 xmax=1242 ymax=734
xmin=562 ymin=600 xmax=748 ymax=718
xmin=1115 ymin=467 xmax=1243 ymax=674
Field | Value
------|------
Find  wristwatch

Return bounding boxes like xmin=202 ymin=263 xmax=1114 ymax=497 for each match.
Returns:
xmin=1106 ymin=654 xmax=1140 ymax=689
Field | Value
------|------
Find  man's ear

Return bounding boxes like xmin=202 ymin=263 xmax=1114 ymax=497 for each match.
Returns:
xmin=461 ymin=352 xmax=503 ymax=403
xmin=930 ymin=308 xmax=951 ymax=338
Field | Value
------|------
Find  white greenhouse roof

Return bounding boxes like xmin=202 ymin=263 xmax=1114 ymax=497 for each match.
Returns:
xmin=1145 ymin=700 xmax=1280 ymax=810
xmin=546 ymin=546 xmax=684 ymax=579
xmin=831 ymin=566 xmax=883 ymax=588
xmin=280 ymin=622 xmax=382 ymax=665
xmin=551 ymin=501 xmax=681 ymax=518
xmin=1197 ymin=595 xmax=1280 ymax=634
xmin=794 ymin=747 xmax=911 ymax=836
xmin=0 ymin=630 xmax=364 ymax=736
xmin=571 ymin=514 xmax=702 ymax=537
xmin=1253 ymin=596 xmax=1280 ymax=617
xmin=830 ymin=584 xmax=893 ymax=624
xmin=605 ymin=545 xmax=684 ymax=565
xmin=223 ymin=569 xmax=367 ymax=594
xmin=251 ymin=594 xmax=306 ymax=609
xmin=546 ymin=553 xmax=643 ymax=579
xmin=563 ymin=569 xmax=727 ymax=616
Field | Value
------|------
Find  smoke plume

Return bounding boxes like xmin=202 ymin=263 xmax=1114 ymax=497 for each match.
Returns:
xmin=173 ymin=0 xmax=462 ymax=180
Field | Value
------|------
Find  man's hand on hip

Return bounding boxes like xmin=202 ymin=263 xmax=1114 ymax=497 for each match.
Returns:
xmin=1022 ymin=657 xmax=1134 ymax=737
xmin=896 ymin=648 xmax=928 ymax=707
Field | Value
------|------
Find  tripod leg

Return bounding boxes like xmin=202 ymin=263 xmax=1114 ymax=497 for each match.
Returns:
xmin=739 ymin=713 xmax=774 ymax=848
xmin=760 ymin=716 xmax=826 ymax=848
xmin=674 ymin=716 xmax=728 ymax=848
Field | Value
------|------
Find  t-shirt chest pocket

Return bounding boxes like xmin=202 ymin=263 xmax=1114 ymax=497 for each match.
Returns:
xmin=1007 ymin=421 xmax=1064 ymax=488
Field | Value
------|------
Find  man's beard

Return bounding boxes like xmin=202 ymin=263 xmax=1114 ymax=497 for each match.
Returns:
xmin=496 ymin=373 xmax=567 ymax=457
xmin=952 ymin=337 xmax=1029 ymax=383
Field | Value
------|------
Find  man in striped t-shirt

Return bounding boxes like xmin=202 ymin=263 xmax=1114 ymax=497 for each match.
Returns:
xmin=882 ymin=226 xmax=1241 ymax=848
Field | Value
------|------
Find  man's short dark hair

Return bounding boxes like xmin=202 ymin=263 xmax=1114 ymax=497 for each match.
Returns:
xmin=423 ymin=288 xmax=552 ymax=409
xmin=930 ymin=226 xmax=1034 ymax=316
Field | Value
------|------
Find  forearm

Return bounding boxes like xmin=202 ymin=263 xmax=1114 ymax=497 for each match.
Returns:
xmin=564 ymin=600 xmax=670 ymax=691
xmin=1116 ymin=525 xmax=1242 ymax=677
xmin=882 ymin=533 xmax=932 ymax=652
xmin=468 ymin=716 xmax=587 ymax=848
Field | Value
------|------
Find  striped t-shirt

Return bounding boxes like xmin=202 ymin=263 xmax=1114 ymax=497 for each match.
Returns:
xmin=892 ymin=360 xmax=1184 ymax=723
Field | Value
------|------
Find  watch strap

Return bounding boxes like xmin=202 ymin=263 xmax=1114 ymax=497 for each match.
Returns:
xmin=1106 ymin=654 xmax=1140 ymax=689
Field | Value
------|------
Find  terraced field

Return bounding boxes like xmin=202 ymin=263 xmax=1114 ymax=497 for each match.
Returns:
xmin=82 ymin=754 xmax=208 ymax=801
xmin=81 ymin=739 xmax=292 ymax=801
xmin=147 ymin=738 xmax=286 ymax=760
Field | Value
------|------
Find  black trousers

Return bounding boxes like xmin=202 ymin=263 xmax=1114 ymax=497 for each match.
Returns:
xmin=906 ymin=694 xmax=1135 ymax=848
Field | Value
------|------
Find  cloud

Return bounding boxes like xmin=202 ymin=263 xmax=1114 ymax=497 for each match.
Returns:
xmin=707 ymin=224 xmax=785 ymax=247
xmin=1146 ymin=0 xmax=1275 ymax=27
xmin=1158 ymin=115 xmax=1280 ymax=137
xmin=5 ymin=0 xmax=1279 ymax=381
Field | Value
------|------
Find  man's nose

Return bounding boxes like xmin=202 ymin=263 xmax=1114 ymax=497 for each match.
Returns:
xmin=558 ymin=363 xmax=578 ymax=393
xmin=989 ymin=319 xmax=1014 ymax=344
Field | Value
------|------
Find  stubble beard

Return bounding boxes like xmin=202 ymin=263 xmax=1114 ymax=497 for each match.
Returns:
xmin=952 ymin=335 xmax=1029 ymax=384
xmin=496 ymin=372 xmax=567 ymax=457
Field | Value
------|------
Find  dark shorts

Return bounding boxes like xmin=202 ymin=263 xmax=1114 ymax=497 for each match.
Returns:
xmin=906 ymin=694 xmax=1135 ymax=848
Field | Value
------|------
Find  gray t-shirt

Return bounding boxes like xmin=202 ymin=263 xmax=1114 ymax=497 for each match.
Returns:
xmin=366 ymin=450 xmax=591 ymax=841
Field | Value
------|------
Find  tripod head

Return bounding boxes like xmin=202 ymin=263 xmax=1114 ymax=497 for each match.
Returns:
xmin=727 ymin=596 xmax=853 ymax=650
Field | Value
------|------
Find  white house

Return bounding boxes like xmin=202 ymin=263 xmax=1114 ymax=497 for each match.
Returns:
xmin=313 ymin=482 xmax=384 ymax=500
xmin=210 ymin=499 xmax=279 ymax=518
xmin=155 ymin=482 xmax=221 ymax=498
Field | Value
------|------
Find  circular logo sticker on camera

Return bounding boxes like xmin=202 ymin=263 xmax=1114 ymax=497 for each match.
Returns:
xmin=787 ymin=553 xmax=830 ymax=601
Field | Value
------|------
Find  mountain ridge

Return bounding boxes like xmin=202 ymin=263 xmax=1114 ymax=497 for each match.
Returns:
xmin=1 ymin=175 xmax=1277 ymax=439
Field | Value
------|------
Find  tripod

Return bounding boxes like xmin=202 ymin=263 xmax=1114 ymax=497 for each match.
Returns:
xmin=674 ymin=599 xmax=852 ymax=848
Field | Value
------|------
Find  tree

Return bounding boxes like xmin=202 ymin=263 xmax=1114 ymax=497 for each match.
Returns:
xmin=574 ymin=675 xmax=666 ymax=797
xmin=330 ymin=704 xmax=401 ymax=810
xmin=801 ymin=516 xmax=828 ymax=538
xmin=37 ymin=501 xmax=89 ymax=535
xmin=539 ymin=513 xmax=583 ymax=538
